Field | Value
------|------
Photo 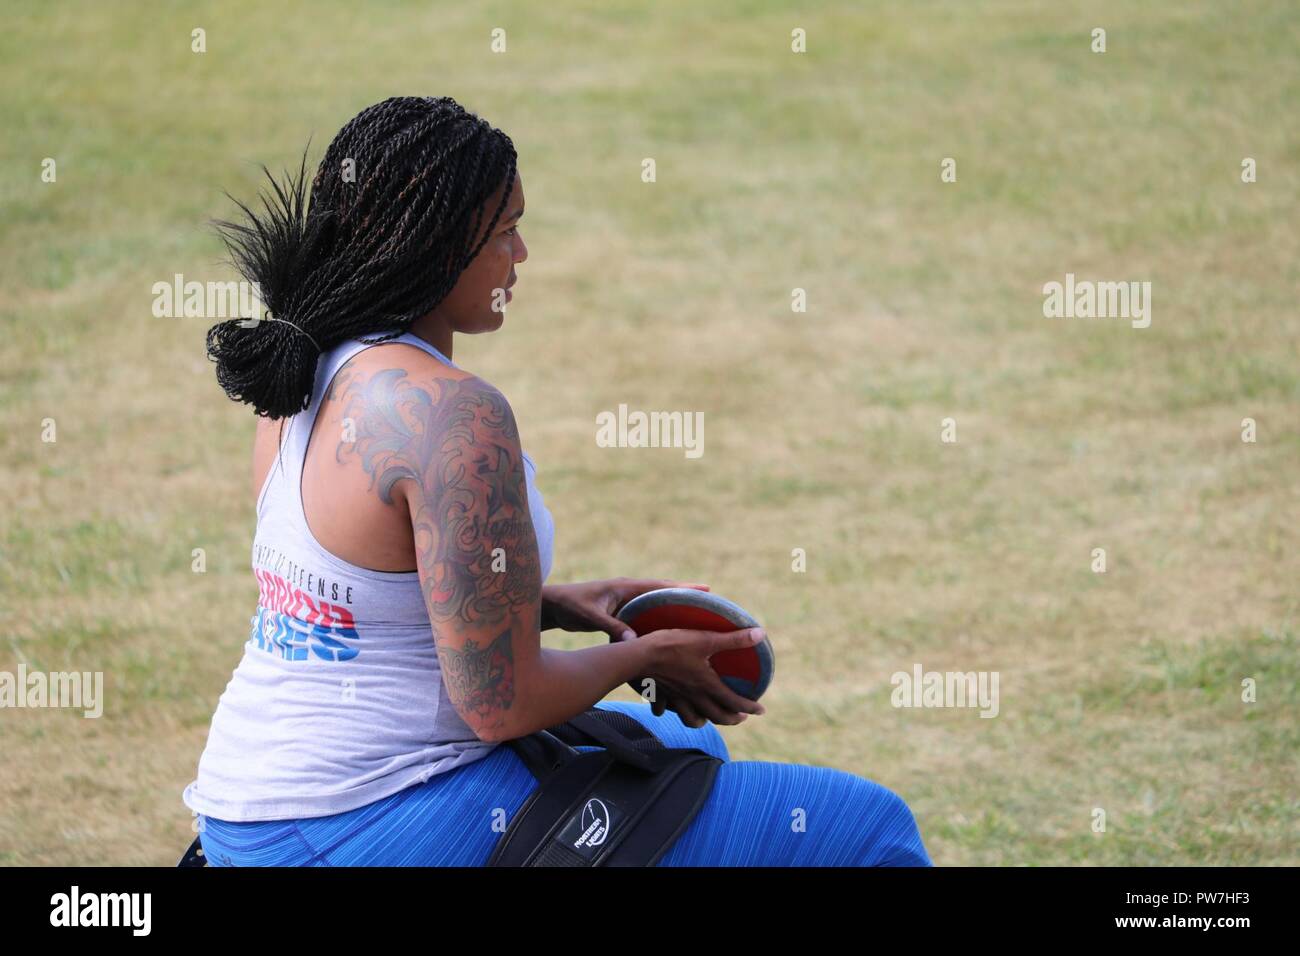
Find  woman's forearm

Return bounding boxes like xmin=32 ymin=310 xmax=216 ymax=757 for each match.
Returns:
xmin=538 ymin=585 xmax=559 ymax=631
xmin=494 ymin=638 xmax=653 ymax=742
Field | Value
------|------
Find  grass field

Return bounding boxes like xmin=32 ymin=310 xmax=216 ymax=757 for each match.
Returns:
xmin=1 ymin=1 xmax=1297 ymax=866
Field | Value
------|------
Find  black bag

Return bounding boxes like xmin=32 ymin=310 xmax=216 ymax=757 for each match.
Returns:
xmin=178 ymin=707 xmax=721 ymax=868
xmin=487 ymin=708 xmax=722 ymax=867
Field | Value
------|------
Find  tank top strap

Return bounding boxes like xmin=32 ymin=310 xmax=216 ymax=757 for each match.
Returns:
xmin=387 ymin=331 xmax=459 ymax=370
xmin=276 ymin=337 xmax=363 ymax=499
xmin=276 ymin=331 xmax=457 ymax=500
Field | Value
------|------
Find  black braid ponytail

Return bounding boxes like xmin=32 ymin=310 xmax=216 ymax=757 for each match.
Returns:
xmin=206 ymin=96 xmax=517 ymax=419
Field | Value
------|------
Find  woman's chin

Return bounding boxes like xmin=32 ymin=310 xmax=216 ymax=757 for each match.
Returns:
xmin=456 ymin=313 xmax=505 ymax=337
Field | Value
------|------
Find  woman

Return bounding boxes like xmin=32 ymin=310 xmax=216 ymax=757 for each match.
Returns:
xmin=183 ymin=95 xmax=931 ymax=866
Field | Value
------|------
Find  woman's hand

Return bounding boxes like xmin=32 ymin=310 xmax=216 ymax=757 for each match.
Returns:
xmin=540 ymin=578 xmax=710 ymax=642
xmin=637 ymin=627 xmax=768 ymax=727
xmin=541 ymin=577 xmax=755 ymax=727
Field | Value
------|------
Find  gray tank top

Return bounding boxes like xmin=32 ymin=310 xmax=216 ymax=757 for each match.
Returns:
xmin=182 ymin=331 xmax=556 ymax=822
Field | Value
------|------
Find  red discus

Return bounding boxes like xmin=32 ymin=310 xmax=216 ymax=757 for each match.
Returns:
xmin=615 ymin=587 xmax=774 ymax=701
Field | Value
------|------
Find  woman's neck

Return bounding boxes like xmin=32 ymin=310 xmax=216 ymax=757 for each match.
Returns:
xmin=406 ymin=315 xmax=453 ymax=360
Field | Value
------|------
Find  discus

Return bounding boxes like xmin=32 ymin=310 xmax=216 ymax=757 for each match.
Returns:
xmin=615 ymin=587 xmax=775 ymax=701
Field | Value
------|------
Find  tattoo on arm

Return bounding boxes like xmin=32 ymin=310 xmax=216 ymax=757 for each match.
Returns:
xmin=437 ymin=628 xmax=515 ymax=721
xmin=333 ymin=360 xmax=542 ymax=735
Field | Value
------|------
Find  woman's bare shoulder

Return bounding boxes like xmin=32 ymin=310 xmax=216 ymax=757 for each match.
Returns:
xmin=326 ymin=342 xmax=516 ymax=416
xmin=337 ymin=341 xmax=475 ymax=385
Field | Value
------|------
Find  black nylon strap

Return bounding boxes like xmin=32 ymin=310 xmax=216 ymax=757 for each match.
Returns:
xmin=550 ymin=708 xmax=662 ymax=751
xmin=506 ymin=728 xmax=577 ymax=782
xmin=558 ymin=712 xmax=657 ymax=772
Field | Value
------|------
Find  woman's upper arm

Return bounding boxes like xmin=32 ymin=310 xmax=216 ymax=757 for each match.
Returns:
xmin=382 ymin=372 xmax=545 ymax=742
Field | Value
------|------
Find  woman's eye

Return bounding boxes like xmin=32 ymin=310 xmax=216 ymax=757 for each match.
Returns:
xmin=504 ymin=226 xmax=518 ymax=236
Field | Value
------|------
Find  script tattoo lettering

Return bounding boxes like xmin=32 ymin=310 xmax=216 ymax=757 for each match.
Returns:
xmin=439 ymin=629 xmax=515 ymax=720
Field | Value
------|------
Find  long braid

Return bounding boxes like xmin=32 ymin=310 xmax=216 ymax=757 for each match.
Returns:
xmin=206 ymin=96 xmax=517 ymax=419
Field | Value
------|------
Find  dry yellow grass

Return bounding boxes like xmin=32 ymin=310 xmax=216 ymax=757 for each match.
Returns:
xmin=1 ymin=0 xmax=1296 ymax=865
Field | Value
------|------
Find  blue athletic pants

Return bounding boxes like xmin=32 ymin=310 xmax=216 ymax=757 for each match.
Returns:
xmin=195 ymin=700 xmax=932 ymax=866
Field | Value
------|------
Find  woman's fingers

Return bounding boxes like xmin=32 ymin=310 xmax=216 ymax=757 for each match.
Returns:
xmin=672 ymin=696 xmax=706 ymax=729
xmin=669 ymin=671 xmax=760 ymax=725
xmin=699 ymin=629 xmax=768 ymax=714
xmin=649 ymin=691 xmax=667 ymax=717
xmin=711 ymin=627 xmax=766 ymax=652
xmin=705 ymin=677 xmax=766 ymax=717
xmin=691 ymin=693 xmax=749 ymax=726
xmin=638 ymin=626 xmax=769 ymax=723
xmin=654 ymin=680 xmax=704 ymax=728
xmin=621 ymin=578 xmax=710 ymax=595
xmin=597 ymin=611 xmax=636 ymax=643
xmin=608 ymin=580 xmax=711 ymax=638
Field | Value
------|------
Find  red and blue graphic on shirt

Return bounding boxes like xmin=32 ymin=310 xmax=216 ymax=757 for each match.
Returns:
xmin=247 ymin=569 xmax=360 ymax=662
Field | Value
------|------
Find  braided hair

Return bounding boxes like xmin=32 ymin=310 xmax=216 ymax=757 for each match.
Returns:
xmin=206 ymin=95 xmax=518 ymax=419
